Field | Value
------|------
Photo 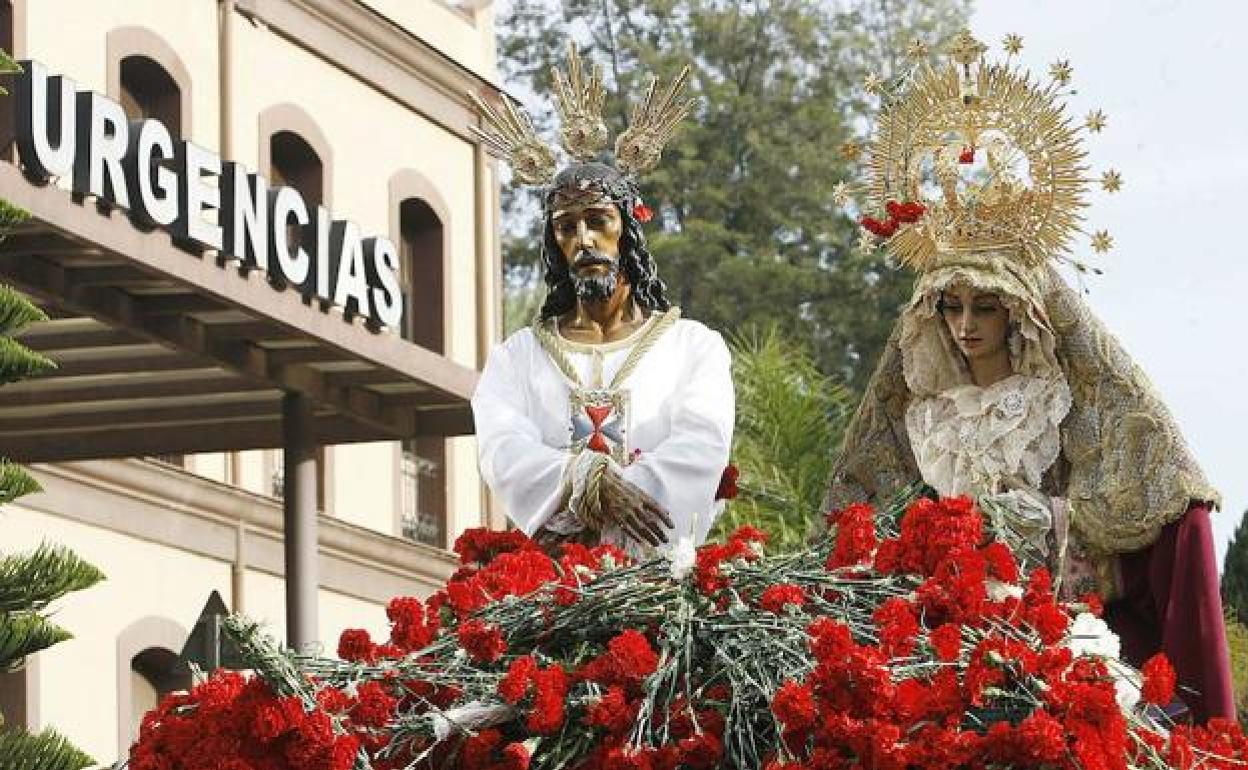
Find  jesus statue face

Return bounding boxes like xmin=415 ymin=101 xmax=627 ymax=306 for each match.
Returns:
xmin=938 ymin=285 xmax=1010 ymax=365
xmin=551 ymin=195 xmax=625 ymax=303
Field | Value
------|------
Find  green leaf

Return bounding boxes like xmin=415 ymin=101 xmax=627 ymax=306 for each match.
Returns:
xmin=0 ymin=462 xmax=41 ymax=507
xmin=0 ymin=337 xmax=55 ymax=386
xmin=0 ymin=544 xmax=106 ymax=614
xmin=0 ymin=48 xmax=21 ymax=98
xmin=0 ymin=285 xmax=51 ymax=337
xmin=710 ymin=324 xmax=853 ymax=550
xmin=0 ymin=727 xmax=95 ymax=770
xmin=0 ymin=200 xmax=29 ymax=238
xmin=0 ymin=612 xmax=72 ymax=671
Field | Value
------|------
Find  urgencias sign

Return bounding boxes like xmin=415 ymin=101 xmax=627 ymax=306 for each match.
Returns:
xmin=12 ymin=59 xmax=404 ymax=331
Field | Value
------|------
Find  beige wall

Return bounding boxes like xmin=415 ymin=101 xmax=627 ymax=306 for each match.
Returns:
xmin=22 ymin=0 xmax=222 ymax=149
xmin=16 ymin=0 xmax=495 ymax=543
xmin=5 ymin=0 xmax=498 ymax=763
xmin=358 ymin=0 xmax=498 ymax=81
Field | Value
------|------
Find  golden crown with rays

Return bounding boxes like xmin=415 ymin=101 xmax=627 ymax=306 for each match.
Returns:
xmin=468 ymin=42 xmax=693 ymax=188
xmin=839 ymin=30 xmax=1121 ymax=272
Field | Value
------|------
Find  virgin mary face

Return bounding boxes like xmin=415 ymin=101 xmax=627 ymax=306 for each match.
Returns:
xmin=937 ymin=285 xmax=1010 ymax=364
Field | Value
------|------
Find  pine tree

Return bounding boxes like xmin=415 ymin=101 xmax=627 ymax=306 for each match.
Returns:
xmin=1222 ymin=509 xmax=1248 ymax=626
xmin=0 ymin=53 xmax=105 ymax=770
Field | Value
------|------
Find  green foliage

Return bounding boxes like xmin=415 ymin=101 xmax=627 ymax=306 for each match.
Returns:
xmin=0 ymin=545 xmax=105 ymax=615
xmin=1224 ymin=611 xmax=1248 ymax=725
xmin=0 ymin=611 xmax=71 ymax=672
xmin=710 ymin=325 xmax=852 ymax=550
xmin=1223 ymin=509 xmax=1248 ymax=626
xmin=0 ymin=81 xmax=99 ymax=764
xmin=0 ymin=462 xmax=40 ymax=508
xmin=0 ymin=728 xmax=94 ymax=770
xmin=0 ymin=49 xmax=18 ymax=98
xmin=496 ymin=0 xmax=971 ymax=389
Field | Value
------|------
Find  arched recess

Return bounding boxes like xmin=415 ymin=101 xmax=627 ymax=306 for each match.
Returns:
xmin=388 ymin=169 xmax=452 ymax=548
xmin=258 ymin=103 xmax=333 ymax=208
xmin=106 ymin=25 xmax=193 ymax=139
xmin=116 ymin=615 xmax=189 ymax=753
xmin=258 ymin=104 xmax=334 ymax=512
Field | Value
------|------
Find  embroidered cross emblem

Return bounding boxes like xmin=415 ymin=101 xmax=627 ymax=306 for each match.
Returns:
xmin=569 ymin=388 xmax=629 ymax=463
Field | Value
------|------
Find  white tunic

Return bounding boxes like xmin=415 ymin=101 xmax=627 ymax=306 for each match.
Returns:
xmin=471 ymin=314 xmax=735 ymax=551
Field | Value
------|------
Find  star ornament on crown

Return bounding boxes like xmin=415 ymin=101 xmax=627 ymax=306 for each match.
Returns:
xmin=842 ymin=30 xmax=1122 ymax=273
xmin=467 ymin=42 xmax=694 ymax=220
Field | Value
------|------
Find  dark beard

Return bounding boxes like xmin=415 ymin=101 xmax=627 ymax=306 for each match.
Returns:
xmin=573 ymin=271 xmax=618 ymax=303
xmin=571 ymin=250 xmax=619 ymax=302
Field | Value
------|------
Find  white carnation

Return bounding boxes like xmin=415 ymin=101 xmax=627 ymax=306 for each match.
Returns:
xmin=667 ymin=535 xmax=696 ymax=581
xmin=1065 ymin=612 xmax=1121 ymax=660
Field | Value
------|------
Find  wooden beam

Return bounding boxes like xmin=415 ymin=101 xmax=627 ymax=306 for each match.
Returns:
xmin=0 ymin=414 xmax=385 ymax=464
xmin=15 ymin=320 xmax=141 ymax=351
xmin=132 ymin=293 xmax=226 ymax=316
xmin=0 ymin=373 xmax=276 ymax=407
xmin=0 ymin=397 xmax=285 ymax=432
xmin=34 ymin=351 xmax=208 ymax=378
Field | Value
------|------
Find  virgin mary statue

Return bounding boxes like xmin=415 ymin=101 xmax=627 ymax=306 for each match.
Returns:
xmin=826 ymin=31 xmax=1233 ymax=721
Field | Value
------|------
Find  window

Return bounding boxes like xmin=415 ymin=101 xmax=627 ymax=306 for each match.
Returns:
xmin=268 ymin=130 xmax=327 ymax=510
xmin=118 ymin=54 xmax=181 ymax=138
xmin=398 ymin=198 xmax=446 ymax=547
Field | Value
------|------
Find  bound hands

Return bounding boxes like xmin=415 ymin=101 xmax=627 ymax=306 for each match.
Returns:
xmin=594 ymin=466 xmax=674 ymax=547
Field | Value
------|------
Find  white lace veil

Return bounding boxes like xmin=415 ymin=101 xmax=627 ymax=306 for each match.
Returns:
xmin=827 ymin=257 xmax=1220 ymax=554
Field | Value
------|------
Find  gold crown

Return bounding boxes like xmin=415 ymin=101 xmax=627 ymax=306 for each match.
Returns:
xmin=840 ymin=30 xmax=1120 ymax=272
xmin=469 ymin=43 xmax=693 ymax=187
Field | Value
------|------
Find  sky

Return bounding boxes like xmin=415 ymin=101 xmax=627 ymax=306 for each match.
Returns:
xmin=971 ymin=0 xmax=1248 ymax=561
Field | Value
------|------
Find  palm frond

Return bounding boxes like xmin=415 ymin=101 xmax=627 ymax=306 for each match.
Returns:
xmin=711 ymin=325 xmax=854 ymax=550
xmin=0 ymin=727 xmax=95 ymax=770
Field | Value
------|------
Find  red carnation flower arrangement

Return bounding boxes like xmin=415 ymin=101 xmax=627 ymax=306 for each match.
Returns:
xmin=131 ymin=494 xmax=1245 ymax=770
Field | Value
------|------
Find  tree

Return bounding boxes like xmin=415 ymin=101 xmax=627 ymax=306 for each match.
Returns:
xmin=709 ymin=325 xmax=852 ymax=550
xmin=0 ymin=52 xmax=105 ymax=770
xmin=1223 ymin=509 xmax=1248 ymax=626
xmin=496 ymin=0 xmax=972 ymax=389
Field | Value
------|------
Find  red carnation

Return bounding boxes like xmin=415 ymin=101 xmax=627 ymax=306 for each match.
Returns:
xmin=499 ymin=655 xmax=538 ymax=703
xmin=929 ymin=623 xmax=962 ymax=662
xmin=457 ymin=619 xmax=507 ymax=662
xmin=586 ymin=685 xmax=636 ymax=734
xmin=527 ymin=665 xmax=569 ymax=734
xmin=1142 ymin=653 xmax=1177 ymax=706
xmin=885 ymin=199 xmax=926 ymax=224
xmin=771 ymin=679 xmax=817 ymax=731
xmin=351 ymin=681 xmax=397 ymax=728
xmin=503 ymin=741 xmax=533 ymax=770
xmin=827 ymin=502 xmax=877 ymax=569
xmin=759 ymin=584 xmax=807 ymax=614
xmin=633 ymin=201 xmax=655 ymax=223
xmin=714 ymin=464 xmax=740 ymax=501
xmin=873 ymin=596 xmax=920 ymax=657
xmin=337 ymin=628 xmax=376 ymax=663
xmin=608 ymin=629 xmax=660 ymax=680
xmin=861 ymin=215 xmax=899 ymax=237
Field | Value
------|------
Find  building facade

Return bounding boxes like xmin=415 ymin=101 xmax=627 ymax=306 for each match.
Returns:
xmin=0 ymin=0 xmax=503 ymax=763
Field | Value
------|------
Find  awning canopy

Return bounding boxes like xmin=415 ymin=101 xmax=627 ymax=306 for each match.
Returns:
xmin=0 ymin=162 xmax=479 ymax=463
